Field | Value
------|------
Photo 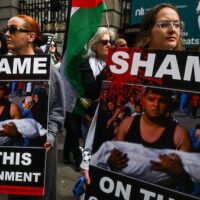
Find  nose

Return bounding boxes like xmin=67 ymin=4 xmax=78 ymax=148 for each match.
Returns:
xmin=5 ymin=30 xmax=10 ymax=37
xmin=167 ymin=25 xmax=177 ymax=34
xmin=168 ymin=23 xmax=176 ymax=30
xmin=107 ymin=42 xmax=112 ymax=46
xmin=152 ymin=99 xmax=159 ymax=107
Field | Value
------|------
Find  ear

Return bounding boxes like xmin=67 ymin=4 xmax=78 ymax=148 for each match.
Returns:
xmin=28 ymin=32 xmax=36 ymax=43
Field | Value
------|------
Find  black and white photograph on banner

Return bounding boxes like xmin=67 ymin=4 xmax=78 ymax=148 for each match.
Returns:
xmin=83 ymin=48 xmax=200 ymax=200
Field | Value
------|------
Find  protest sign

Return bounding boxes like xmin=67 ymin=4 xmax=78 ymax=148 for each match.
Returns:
xmin=0 ymin=55 xmax=50 ymax=196
xmin=85 ymin=48 xmax=200 ymax=200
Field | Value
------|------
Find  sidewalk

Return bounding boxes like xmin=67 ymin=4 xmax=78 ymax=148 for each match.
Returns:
xmin=57 ymin=132 xmax=81 ymax=200
xmin=0 ymin=132 xmax=81 ymax=200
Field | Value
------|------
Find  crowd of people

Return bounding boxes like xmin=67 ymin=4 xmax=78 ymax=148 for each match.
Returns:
xmin=0 ymin=2 xmax=200 ymax=200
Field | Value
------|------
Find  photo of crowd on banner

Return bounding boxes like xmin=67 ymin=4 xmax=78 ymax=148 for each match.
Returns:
xmin=90 ymin=80 xmax=200 ymax=197
xmin=0 ymin=81 xmax=48 ymax=147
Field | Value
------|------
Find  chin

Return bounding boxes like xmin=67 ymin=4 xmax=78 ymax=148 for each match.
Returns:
xmin=164 ymin=44 xmax=176 ymax=50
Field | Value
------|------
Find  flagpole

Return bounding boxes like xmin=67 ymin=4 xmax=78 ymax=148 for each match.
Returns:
xmin=62 ymin=0 xmax=72 ymax=57
xmin=105 ymin=10 xmax=110 ymax=30
xmin=104 ymin=5 xmax=113 ymax=40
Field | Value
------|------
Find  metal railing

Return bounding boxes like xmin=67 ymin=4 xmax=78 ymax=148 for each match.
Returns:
xmin=19 ymin=0 xmax=69 ymax=33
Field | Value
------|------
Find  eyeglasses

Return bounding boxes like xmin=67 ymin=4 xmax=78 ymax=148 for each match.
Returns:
xmin=50 ymin=44 xmax=56 ymax=48
xmin=98 ymin=40 xmax=114 ymax=46
xmin=4 ymin=25 xmax=30 ymax=34
xmin=156 ymin=20 xmax=183 ymax=30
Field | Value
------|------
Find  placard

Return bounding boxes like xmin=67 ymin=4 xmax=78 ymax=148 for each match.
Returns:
xmin=0 ymin=55 xmax=50 ymax=196
xmin=85 ymin=48 xmax=200 ymax=200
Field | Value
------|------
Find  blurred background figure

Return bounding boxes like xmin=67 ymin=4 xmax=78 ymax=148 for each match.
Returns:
xmin=48 ymin=40 xmax=62 ymax=71
xmin=114 ymin=38 xmax=127 ymax=47
xmin=5 ymin=14 xmax=65 ymax=200
xmin=0 ymin=32 xmax=8 ymax=55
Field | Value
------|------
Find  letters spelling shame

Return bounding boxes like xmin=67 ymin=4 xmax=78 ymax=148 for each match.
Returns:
xmin=109 ymin=50 xmax=200 ymax=82
xmin=0 ymin=57 xmax=48 ymax=75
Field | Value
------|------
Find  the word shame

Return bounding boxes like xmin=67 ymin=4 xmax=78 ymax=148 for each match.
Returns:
xmin=109 ymin=50 xmax=200 ymax=82
xmin=0 ymin=57 xmax=48 ymax=74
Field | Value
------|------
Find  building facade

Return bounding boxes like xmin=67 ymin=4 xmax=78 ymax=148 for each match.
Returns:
xmin=0 ymin=0 xmax=134 ymax=49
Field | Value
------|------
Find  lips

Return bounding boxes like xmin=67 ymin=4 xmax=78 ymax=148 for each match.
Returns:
xmin=6 ymin=40 xmax=12 ymax=44
xmin=165 ymin=37 xmax=176 ymax=41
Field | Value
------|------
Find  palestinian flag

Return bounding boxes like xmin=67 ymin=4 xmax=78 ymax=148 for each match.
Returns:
xmin=61 ymin=0 xmax=107 ymax=115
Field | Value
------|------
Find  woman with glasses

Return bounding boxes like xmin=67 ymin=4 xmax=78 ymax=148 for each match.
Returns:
xmin=135 ymin=3 xmax=184 ymax=51
xmin=5 ymin=15 xmax=65 ymax=200
xmin=81 ymin=27 xmax=115 ymax=100
xmin=80 ymin=3 xmax=192 ymax=192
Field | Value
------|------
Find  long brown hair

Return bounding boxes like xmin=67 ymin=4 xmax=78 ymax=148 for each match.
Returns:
xmin=135 ymin=3 xmax=185 ymax=51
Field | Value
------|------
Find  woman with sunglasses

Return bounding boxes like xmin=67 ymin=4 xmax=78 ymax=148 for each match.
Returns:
xmin=81 ymin=27 xmax=115 ymax=100
xmin=49 ymin=40 xmax=62 ymax=71
xmin=62 ymin=27 xmax=115 ymax=171
xmin=5 ymin=15 xmax=65 ymax=200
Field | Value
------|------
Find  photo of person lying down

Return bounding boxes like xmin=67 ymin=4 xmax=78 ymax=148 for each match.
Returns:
xmin=91 ymin=141 xmax=200 ymax=186
xmin=0 ymin=118 xmax=47 ymax=146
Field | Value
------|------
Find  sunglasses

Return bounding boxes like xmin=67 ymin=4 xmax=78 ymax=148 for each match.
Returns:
xmin=98 ymin=40 xmax=114 ymax=46
xmin=4 ymin=25 xmax=30 ymax=34
xmin=50 ymin=44 xmax=56 ymax=47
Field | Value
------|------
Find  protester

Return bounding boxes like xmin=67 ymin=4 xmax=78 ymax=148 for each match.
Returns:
xmin=81 ymin=27 xmax=115 ymax=100
xmin=80 ymin=26 xmax=115 ymax=138
xmin=5 ymin=14 xmax=65 ymax=200
xmin=114 ymin=38 xmax=127 ymax=47
xmin=80 ymin=3 xmax=188 ymax=188
xmin=48 ymin=40 xmax=62 ymax=70
xmin=62 ymin=27 xmax=115 ymax=171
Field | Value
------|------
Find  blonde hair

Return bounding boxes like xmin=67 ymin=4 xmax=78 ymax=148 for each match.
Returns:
xmin=85 ymin=27 xmax=115 ymax=58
